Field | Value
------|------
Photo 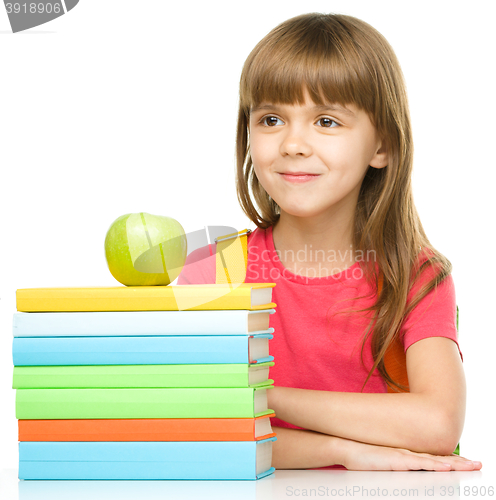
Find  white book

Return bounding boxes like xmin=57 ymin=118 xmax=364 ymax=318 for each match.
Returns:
xmin=13 ymin=309 xmax=275 ymax=337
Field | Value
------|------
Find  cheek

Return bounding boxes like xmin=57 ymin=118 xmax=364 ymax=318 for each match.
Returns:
xmin=252 ymin=163 xmax=273 ymax=196
xmin=251 ymin=154 xmax=276 ymax=197
xmin=250 ymin=138 xmax=271 ymax=166
xmin=250 ymin=139 xmax=275 ymax=186
xmin=326 ymin=135 xmax=374 ymax=172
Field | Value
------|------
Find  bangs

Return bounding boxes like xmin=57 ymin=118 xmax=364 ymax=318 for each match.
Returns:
xmin=240 ymin=15 xmax=380 ymax=118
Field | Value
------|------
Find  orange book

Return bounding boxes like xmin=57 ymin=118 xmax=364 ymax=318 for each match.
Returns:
xmin=18 ymin=414 xmax=276 ymax=442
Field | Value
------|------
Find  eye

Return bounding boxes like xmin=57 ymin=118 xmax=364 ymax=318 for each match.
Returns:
xmin=259 ymin=115 xmax=283 ymax=127
xmin=257 ymin=115 xmax=340 ymax=128
xmin=317 ymin=117 xmax=339 ymax=128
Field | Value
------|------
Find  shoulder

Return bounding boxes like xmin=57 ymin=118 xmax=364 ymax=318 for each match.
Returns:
xmin=401 ymin=249 xmax=459 ymax=357
xmin=407 ymin=272 xmax=456 ymax=322
xmin=246 ymin=226 xmax=269 ymax=258
xmin=398 ymin=247 xmax=452 ymax=307
xmin=411 ymin=247 xmax=444 ymax=281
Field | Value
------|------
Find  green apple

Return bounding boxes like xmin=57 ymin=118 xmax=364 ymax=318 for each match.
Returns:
xmin=104 ymin=212 xmax=187 ymax=286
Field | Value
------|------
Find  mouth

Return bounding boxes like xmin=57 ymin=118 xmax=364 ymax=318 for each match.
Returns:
xmin=280 ymin=173 xmax=319 ymax=177
xmin=278 ymin=172 xmax=320 ymax=183
xmin=280 ymin=171 xmax=319 ymax=175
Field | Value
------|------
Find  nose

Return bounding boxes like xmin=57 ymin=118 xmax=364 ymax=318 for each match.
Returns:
xmin=280 ymin=128 xmax=312 ymax=157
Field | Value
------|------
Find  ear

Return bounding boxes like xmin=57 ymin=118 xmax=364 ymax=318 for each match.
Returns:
xmin=369 ymin=141 xmax=389 ymax=169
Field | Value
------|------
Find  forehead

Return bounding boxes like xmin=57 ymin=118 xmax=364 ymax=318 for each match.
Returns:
xmin=249 ymin=85 xmax=357 ymax=117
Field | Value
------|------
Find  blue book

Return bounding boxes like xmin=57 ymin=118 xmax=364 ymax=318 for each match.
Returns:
xmin=12 ymin=333 xmax=273 ymax=366
xmin=18 ymin=438 xmax=276 ymax=480
xmin=13 ymin=309 xmax=276 ymax=337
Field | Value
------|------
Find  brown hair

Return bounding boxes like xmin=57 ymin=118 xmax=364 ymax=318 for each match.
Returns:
xmin=235 ymin=12 xmax=452 ymax=392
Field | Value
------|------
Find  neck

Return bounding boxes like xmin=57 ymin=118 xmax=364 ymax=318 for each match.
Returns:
xmin=272 ymin=210 xmax=356 ymax=277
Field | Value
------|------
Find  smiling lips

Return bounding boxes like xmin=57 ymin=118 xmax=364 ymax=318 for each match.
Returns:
xmin=279 ymin=172 xmax=320 ymax=183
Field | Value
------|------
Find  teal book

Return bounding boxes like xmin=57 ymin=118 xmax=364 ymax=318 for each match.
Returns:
xmin=12 ymin=333 xmax=273 ymax=366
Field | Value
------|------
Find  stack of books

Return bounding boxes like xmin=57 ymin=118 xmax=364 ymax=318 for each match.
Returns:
xmin=13 ymin=283 xmax=278 ymax=480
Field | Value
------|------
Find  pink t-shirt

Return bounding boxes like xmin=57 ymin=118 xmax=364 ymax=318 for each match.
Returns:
xmin=177 ymin=225 xmax=461 ymax=432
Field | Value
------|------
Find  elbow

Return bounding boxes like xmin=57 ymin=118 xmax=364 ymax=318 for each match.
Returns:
xmin=430 ymin=434 xmax=461 ymax=457
xmin=421 ymin=409 xmax=464 ymax=456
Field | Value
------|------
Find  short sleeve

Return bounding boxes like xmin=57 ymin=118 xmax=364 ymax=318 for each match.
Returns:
xmin=401 ymin=273 xmax=462 ymax=360
xmin=177 ymin=243 xmax=216 ymax=285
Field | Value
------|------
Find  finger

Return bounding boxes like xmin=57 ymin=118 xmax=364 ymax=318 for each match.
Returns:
xmin=442 ymin=460 xmax=480 ymax=471
xmin=454 ymin=454 xmax=481 ymax=464
xmin=391 ymin=456 xmax=452 ymax=472
xmin=415 ymin=452 xmax=474 ymax=463
xmin=432 ymin=456 xmax=482 ymax=470
xmin=396 ymin=451 xmax=481 ymax=471
xmin=402 ymin=457 xmax=479 ymax=472
xmin=415 ymin=459 xmax=452 ymax=472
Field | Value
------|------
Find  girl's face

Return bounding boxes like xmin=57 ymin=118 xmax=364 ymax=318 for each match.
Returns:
xmin=248 ymin=87 xmax=388 ymax=222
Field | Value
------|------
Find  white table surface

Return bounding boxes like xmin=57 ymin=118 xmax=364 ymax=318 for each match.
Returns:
xmin=1 ymin=465 xmax=491 ymax=500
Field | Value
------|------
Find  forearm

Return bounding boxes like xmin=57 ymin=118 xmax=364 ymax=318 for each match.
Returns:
xmin=269 ymin=388 xmax=459 ymax=455
xmin=271 ymin=425 xmax=481 ymax=472
xmin=271 ymin=426 xmax=346 ymax=469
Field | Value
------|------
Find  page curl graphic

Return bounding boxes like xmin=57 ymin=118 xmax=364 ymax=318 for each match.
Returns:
xmin=124 ymin=223 xmax=247 ymax=311
xmin=173 ymin=226 xmax=247 ymax=311
xmin=3 ymin=0 xmax=79 ymax=33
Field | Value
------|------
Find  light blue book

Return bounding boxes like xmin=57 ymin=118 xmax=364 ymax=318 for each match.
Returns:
xmin=18 ymin=438 xmax=276 ymax=480
xmin=12 ymin=333 xmax=273 ymax=366
xmin=13 ymin=309 xmax=276 ymax=337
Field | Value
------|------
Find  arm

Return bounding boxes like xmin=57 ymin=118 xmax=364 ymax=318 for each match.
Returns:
xmin=271 ymin=426 xmax=346 ymax=469
xmin=268 ymin=337 xmax=466 ymax=455
xmin=272 ymin=425 xmax=479 ymax=471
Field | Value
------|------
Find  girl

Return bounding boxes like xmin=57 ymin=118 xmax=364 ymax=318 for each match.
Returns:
xmin=179 ymin=12 xmax=481 ymax=471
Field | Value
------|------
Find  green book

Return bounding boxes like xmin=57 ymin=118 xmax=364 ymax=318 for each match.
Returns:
xmin=16 ymin=386 xmax=273 ymax=419
xmin=12 ymin=362 xmax=275 ymax=389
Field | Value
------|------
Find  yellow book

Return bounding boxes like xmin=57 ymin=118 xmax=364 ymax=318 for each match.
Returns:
xmin=16 ymin=283 xmax=276 ymax=312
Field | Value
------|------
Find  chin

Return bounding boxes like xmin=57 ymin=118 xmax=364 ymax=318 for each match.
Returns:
xmin=279 ymin=205 xmax=324 ymax=218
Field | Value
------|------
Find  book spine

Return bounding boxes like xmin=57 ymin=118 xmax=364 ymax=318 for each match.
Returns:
xmin=15 ymin=388 xmax=272 ymax=419
xmin=12 ymin=335 xmax=273 ymax=366
xmin=18 ymin=440 xmax=276 ymax=480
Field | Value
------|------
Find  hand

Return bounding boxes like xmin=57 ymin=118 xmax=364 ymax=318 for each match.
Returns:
xmin=340 ymin=439 xmax=482 ymax=471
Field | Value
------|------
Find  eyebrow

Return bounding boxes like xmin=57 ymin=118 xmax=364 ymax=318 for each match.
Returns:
xmin=250 ymin=103 xmax=355 ymax=117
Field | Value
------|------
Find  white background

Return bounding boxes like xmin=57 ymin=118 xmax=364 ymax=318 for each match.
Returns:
xmin=1 ymin=0 xmax=495 ymax=491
